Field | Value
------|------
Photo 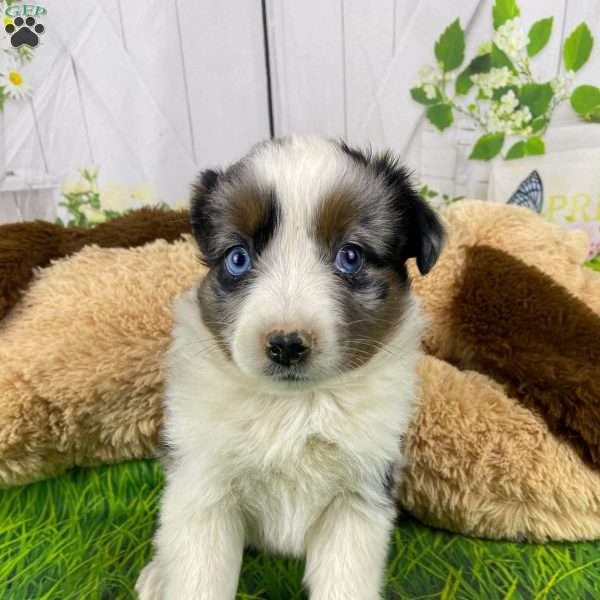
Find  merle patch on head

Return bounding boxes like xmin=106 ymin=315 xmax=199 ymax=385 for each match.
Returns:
xmin=310 ymin=141 xmax=446 ymax=365
xmin=190 ymin=165 xmax=281 ymax=356
xmin=190 ymin=168 xmax=280 ymax=264
xmin=338 ymin=142 xmax=445 ymax=276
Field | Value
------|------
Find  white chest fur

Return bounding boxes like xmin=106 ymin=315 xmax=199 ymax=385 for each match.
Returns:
xmin=161 ymin=291 xmax=423 ymax=559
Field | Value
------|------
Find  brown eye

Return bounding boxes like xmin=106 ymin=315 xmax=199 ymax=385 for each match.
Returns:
xmin=335 ymin=244 xmax=364 ymax=274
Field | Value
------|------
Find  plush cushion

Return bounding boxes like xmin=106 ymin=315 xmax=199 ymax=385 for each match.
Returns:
xmin=0 ymin=207 xmax=190 ymax=322
xmin=1 ymin=200 xmax=600 ymax=542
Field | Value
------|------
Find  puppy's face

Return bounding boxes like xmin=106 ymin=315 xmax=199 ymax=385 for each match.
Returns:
xmin=190 ymin=136 xmax=444 ymax=387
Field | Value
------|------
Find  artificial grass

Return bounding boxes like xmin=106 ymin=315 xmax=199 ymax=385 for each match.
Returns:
xmin=1 ymin=461 xmax=600 ymax=599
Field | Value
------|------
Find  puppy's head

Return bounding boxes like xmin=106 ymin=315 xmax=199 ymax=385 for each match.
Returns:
xmin=190 ymin=136 xmax=444 ymax=387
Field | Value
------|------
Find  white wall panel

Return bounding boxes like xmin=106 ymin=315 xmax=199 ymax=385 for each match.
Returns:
xmin=2 ymin=0 xmax=599 ymax=224
xmin=267 ymin=0 xmax=346 ymax=137
xmin=179 ymin=0 xmax=270 ymax=168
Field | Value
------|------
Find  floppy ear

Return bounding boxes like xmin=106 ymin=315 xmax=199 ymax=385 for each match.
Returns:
xmin=371 ymin=152 xmax=445 ymax=275
xmin=405 ymin=193 xmax=446 ymax=275
xmin=190 ymin=168 xmax=222 ymax=257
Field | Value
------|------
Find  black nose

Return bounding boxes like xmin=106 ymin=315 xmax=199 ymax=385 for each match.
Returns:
xmin=266 ymin=331 xmax=311 ymax=367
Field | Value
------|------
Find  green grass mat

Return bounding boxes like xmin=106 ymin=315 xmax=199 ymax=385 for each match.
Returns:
xmin=1 ymin=460 xmax=600 ymax=599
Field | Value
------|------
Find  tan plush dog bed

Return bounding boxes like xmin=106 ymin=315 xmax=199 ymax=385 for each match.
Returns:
xmin=1 ymin=200 xmax=600 ymax=542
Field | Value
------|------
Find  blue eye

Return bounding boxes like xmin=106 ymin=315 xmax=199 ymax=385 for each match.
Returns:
xmin=335 ymin=244 xmax=364 ymax=274
xmin=225 ymin=246 xmax=252 ymax=276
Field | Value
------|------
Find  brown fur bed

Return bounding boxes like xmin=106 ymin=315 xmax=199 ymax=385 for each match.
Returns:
xmin=0 ymin=207 xmax=190 ymax=323
xmin=452 ymin=245 xmax=600 ymax=468
xmin=1 ymin=201 xmax=600 ymax=542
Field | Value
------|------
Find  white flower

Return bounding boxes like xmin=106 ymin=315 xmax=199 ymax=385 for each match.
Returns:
xmin=62 ymin=176 xmax=92 ymax=195
xmin=551 ymin=72 xmax=575 ymax=100
xmin=498 ymin=89 xmax=518 ymax=114
xmin=486 ymin=109 xmax=503 ymax=133
xmin=417 ymin=65 xmax=439 ymax=85
xmin=423 ymin=84 xmax=437 ymax=99
xmin=1 ymin=64 xmax=30 ymax=100
xmin=512 ymin=106 xmax=532 ymax=128
xmin=472 ymin=67 xmax=512 ymax=97
xmin=494 ymin=18 xmax=528 ymax=61
xmin=484 ymin=97 xmax=533 ymax=135
xmin=99 ymin=182 xmax=135 ymax=212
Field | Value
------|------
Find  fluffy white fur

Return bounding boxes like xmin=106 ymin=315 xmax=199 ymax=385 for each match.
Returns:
xmin=136 ymin=136 xmax=428 ymax=599
xmin=137 ymin=291 xmax=423 ymax=600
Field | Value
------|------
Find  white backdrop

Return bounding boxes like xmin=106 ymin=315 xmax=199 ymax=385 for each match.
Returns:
xmin=1 ymin=0 xmax=599 ymax=223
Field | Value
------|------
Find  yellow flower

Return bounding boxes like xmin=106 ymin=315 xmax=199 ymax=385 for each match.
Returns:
xmin=131 ymin=182 xmax=158 ymax=205
xmin=172 ymin=198 xmax=189 ymax=210
xmin=4 ymin=68 xmax=29 ymax=100
xmin=81 ymin=206 xmax=107 ymax=225
xmin=3 ymin=17 xmax=13 ymax=25
xmin=8 ymin=71 xmax=22 ymax=86
xmin=99 ymin=182 xmax=135 ymax=212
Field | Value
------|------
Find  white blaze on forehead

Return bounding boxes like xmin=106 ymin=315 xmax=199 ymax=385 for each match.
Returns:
xmin=247 ymin=135 xmax=396 ymax=254
xmin=230 ymin=137 xmax=349 ymax=378
xmin=249 ymin=135 xmax=349 ymax=220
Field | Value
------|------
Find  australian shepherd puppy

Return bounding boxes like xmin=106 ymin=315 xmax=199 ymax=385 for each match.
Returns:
xmin=136 ymin=135 xmax=444 ymax=599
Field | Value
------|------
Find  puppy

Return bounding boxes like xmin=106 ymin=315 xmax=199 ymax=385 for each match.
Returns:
xmin=136 ymin=135 xmax=444 ymax=599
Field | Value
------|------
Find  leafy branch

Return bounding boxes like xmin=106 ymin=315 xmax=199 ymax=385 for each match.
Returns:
xmin=57 ymin=167 xmax=169 ymax=228
xmin=411 ymin=0 xmax=598 ymax=161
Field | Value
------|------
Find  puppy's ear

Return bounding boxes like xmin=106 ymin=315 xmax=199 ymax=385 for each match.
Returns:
xmin=190 ymin=169 xmax=222 ymax=257
xmin=372 ymin=153 xmax=445 ymax=275
xmin=405 ymin=192 xmax=445 ymax=275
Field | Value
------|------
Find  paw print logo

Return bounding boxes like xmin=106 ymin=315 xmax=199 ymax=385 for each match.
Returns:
xmin=5 ymin=16 xmax=45 ymax=48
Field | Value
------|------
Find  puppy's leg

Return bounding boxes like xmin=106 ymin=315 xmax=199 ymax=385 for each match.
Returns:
xmin=304 ymin=494 xmax=395 ymax=600
xmin=138 ymin=468 xmax=245 ymax=600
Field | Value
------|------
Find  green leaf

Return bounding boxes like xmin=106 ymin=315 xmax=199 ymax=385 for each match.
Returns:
xmin=493 ymin=0 xmax=520 ymax=30
xmin=426 ymin=103 xmax=454 ymax=131
xmin=506 ymin=141 xmax=526 ymax=159
xmin=434 ymin=19 xmax=465 ymax=71
xmin=492 ymin=85 xmax=519 ymax=101
xmin=455 ymin=53 xmax=491 ymax=95
xmin=491 ymin=43 xmax=517 ymax=73
xmin=469 ymin=132 xmax=505 ymax=160
xmin=410 ymin=86 xmax=438 ymax=105
xmin=563 ymin=23 xmax=594 ymax=72
xmin=0 ymin=86 xmax=6 ymax=112
xmin=525 ymin=136 xmax=545 ymax=155
xmin=587 ymin=106 xmax=600 ymax=122
xmin=530 ymin=116 xmax=549 ymax=133
xmin=527 ymin=17 xmax=553 ymax=57
xmin=518 ymin=82 xmax=553 ymax=117
xmin=570 ymin=84 xmax=600 ymax=115
xmin=492 ymin=0 xmax=521 ymax=29
xmin=506 ymin=136 xmax=545 ymax=159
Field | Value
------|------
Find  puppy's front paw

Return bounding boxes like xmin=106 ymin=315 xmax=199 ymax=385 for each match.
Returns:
xmin=135 ymin=560 xmax=163 ymax=600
